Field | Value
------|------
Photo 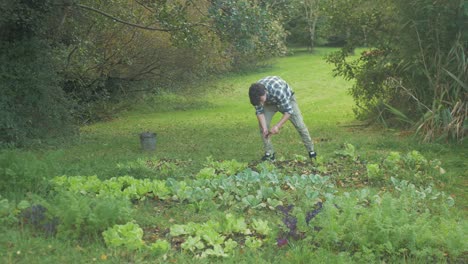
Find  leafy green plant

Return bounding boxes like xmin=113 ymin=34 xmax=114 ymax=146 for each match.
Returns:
xmin=223 ymin=213 xmax=251 ymax=235
xmin=0 ymin=196 xmax=30 ymax=226
xmin=181 ymin=235 xmax=205 ymax=253
xmin=169 ymin=213 xmax=271 ymax=257
xmin=103 ymin=221 xmax=172 ymax=255
xmin=203 ymin=156 xmax=248 ymax=176
xmin=4 ymin=151 xmax=467 ymax=262
xmin=148 ymin=240 xmax=171 ymax=256
xmin=200 ymin=244 xmax=228 ymax=258
xmin=366 ymin=163 xmax=382 ymax=180
xmin=251 ymin=218 xmax=272 ymax=236
xmin=255 ymin=161 xmax=277 ymax=174
xmin=383 ymin=151 xmax=402 ymax=170
xmin=244 ymin=236 xmax=263 ymax=249
xmin=151 ymin=180 xmax=171 ymax=200
xmin=334 ymin=143 xmax=357 ymax=159
xmin=50 ymin=168 xmax=336 ymax=212
xmin=48 ymin=192 xmax=133 ymax=239
xmin=195 ymin=167 xmax=218 ymax=180
xmin=103 ymin=222 xmax=145 ymax=251
xmin=390 ymin=177 xmax=455 ymax=212
xmin=381 ymin=151 xmax=444 ymax=185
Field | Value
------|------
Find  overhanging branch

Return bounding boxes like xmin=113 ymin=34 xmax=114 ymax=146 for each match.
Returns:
xmin=76 ymin=3 xmax=173 ymax=32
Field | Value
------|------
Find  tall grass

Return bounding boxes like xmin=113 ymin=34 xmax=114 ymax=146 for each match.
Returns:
xmin=385 ymin=34 xmax=467 ymax=142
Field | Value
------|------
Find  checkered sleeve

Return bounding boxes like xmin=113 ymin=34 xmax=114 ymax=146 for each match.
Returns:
xmin=255 ymin=104 xmax=264 ymax=115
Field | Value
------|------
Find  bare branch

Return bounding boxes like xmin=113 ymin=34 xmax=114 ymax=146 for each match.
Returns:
xmin=75 ymin=3 xmax=213 ymax=32
xmin=135 ymin=0 xmax=154 ymax=13
xmin=187 ymin=0 xmax=209 ymax=17
xmin=76 ymin=3 xmax=173 ymax=32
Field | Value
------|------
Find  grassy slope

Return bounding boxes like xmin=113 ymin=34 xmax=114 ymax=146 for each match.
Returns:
xmin=57 ymin=48 xmax=465 ymax=206
xmin=69 ymin=48 xmax=358 ymax=168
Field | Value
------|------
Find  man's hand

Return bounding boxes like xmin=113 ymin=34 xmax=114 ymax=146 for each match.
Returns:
xmin=268 ymin=113 xmax=290 ymax=138
xmin=257 ymin=112 xmax=288 ymax=139
xmin=269 ymin=125 xmax=280 ymax=135
xmin=262 ymin=128 xmax=270 ymax=139
xmin=264 ymin=125 xmax=279 ymax=139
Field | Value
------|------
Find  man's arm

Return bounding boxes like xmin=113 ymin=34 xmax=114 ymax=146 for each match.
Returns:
xmin=256 ymin=113 xmax=269 ymax=138
xmin=269 ymin=113 xmax=290 ymax=135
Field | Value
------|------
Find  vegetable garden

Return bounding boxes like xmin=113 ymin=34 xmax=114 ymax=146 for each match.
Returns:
xmin=2 ymin=148 xmax=465 ymax=263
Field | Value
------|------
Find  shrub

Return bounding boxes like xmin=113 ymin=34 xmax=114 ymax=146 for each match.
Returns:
xmin=325 ymin=0 xmax=467 ymax=142
xmin=0 ymin=39 xmax=76 ymax=146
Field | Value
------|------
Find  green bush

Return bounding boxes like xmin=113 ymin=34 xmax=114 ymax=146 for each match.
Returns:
xmin=326 ymin=0 xmax=467 ymax=141
xmin=0 ymin=1 xmax=76 ymax=146
xmin=0 ymin=39 xmax=75 ymax=146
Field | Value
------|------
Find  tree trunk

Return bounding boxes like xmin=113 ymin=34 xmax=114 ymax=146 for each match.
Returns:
xmin=308 ymin=16 xmax=318 ymax=52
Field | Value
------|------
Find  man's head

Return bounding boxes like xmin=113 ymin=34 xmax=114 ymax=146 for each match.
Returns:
xmin=249 ymin=83 xmax=267 ymax=106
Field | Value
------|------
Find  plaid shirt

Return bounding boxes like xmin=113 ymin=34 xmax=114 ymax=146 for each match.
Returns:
xmin=254 ymin=76 xmax=294 ymax=115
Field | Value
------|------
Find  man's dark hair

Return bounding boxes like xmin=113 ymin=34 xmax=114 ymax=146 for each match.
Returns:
xmin=249 ymin=83 xmax=266 ymax=106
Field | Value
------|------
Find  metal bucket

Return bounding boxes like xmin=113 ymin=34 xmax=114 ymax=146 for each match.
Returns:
xmin=139 ymin=132 xmax=156 ymax=151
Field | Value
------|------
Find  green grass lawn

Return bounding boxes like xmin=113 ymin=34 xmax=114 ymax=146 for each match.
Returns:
xmin=49 ymin=48 xmax=466 ymax=200
xmin=36 ymin=48 xmax=359 ymax=174
xmin=1 ymin=47 xmax=466 ymax=263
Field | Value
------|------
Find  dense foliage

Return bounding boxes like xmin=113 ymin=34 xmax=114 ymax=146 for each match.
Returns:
xmin=285 ymin=0 xmax=327 ymax=49
xmin=1 ymin=0 xmax=465 ymax=145
xmin=324 ymin=0 xmax=467 ymax=142
xmin=0 ymin=1 xmax=76 ymax=145
xmin=0 ymin=0 xmax=289 ymax=146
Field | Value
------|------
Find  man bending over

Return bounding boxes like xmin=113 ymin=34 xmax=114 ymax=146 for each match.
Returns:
xmin=248 ymin=76 xmax=316 ymax=161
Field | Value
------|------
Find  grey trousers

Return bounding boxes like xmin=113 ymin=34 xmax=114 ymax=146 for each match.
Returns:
xmin=259 ymin=95 xmax=314 ymax=154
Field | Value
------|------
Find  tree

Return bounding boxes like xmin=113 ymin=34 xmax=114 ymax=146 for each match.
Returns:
xmin=0 ymin=0 xmax=290 ymax=145
xmin=303 ymin=0 xmax=323 ymax=50
xmin=207 ymin=0 xmax=287 ymax=66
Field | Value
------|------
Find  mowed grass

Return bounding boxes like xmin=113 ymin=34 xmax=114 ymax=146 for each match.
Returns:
xmin=50 ymin=48 xmax=465 ymax=205
xmin=61 ymin=48 xmax=357 ymax=168
xmin=40 ymin=49 xmax=346 ymax=174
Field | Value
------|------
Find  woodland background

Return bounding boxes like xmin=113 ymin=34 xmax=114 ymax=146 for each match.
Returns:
xmin=1 ymin=0 xmax=466 ymax=146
